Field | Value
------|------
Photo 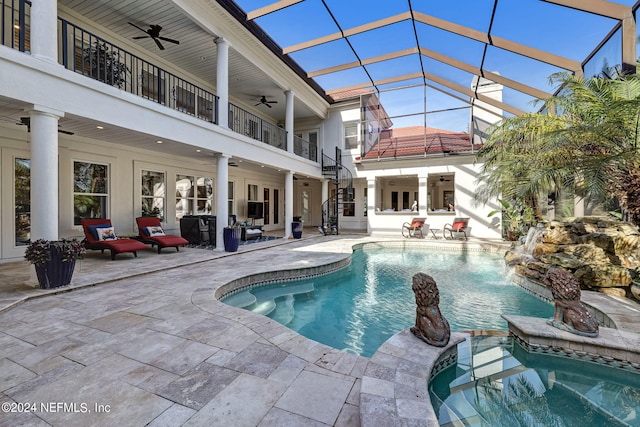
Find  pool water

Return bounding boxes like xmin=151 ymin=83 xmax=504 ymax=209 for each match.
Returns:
xmin=223 ymin=247 xmax=554 ymax=357
xmin=430 ymin=335 xmax=640 ymax=426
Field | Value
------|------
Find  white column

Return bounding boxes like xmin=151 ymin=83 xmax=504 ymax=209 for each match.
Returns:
xmin=418 ymin=176 xmax=428 ymax=214
xmin=367 ymin=178 xmax=375 ymax=234
xmin=215 ymin=38 xmax=229 ymax=129
xmin=30 ymin=0 xmax=58 ymax=62
xmin=285 ymin=171 xmax=294 ymax=238
xmin=285 ymin=90 xmax=294 ymax=153
xmin=321 ymin=179 xmax=329 ymax=214
xmin=216 ymin=154 xmax=230 ymax=250
xmin=30 ymin=108 xmax=63 ymax=241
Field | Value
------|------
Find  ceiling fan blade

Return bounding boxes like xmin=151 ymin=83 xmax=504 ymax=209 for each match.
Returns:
xmin=254 ymin=103 xmax=261 ymax=106
xmin=128 ymin=22 xmax=148 ymax=33
xmin=152 ymin=37 xmax=165 ymax=51
xmin=132 ymin=36 xmax=150 ymax=40
xmin=265 ymin=103 xmax=272 ymax=108
xmin=267 ymin=101 xmax=278 ymax=104
xmin=158 ymin=36 xmax=179 ymax=45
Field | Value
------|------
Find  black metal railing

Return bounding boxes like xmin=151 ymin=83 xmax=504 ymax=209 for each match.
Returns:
xmin=294 ymin=134 xmax=317 ymax=162
xmin=320 ymin=148 xmax=353 ymax=234
xmin=2 ymin=0 xmax=30 ymax=51
xmin=229 ymin=102 xmax=286 ymax=150
xmin=58 ymin=18 xmax=218 ymax=124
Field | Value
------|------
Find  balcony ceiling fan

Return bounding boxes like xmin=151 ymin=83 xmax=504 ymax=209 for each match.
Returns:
xmin=439 ymin=175 xmax=452 ymax=182
xmin=128 ymin=22 xmax=179 ymax=51
xmin=255 ymin=96 xmax=278 ymax=108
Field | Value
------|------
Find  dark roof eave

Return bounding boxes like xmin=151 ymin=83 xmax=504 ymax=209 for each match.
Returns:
xmin=216 ymin=0 xmax=334 ymax=104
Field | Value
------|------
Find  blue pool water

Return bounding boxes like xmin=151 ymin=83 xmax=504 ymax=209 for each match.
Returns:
xmin=431 ymin=335 xmax=640 ymax=426
xmin=223 ymin=247 xmax=554 ymax=357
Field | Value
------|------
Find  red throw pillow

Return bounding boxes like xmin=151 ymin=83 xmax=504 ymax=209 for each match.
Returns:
xmin=410 ymin=220 xmax=423 ymax=228
xmin=452 ymin=221 xmax=466 ymax=231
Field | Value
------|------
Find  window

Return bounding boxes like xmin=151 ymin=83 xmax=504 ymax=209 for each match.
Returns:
xmin=197 ymin=95 xmax=214 ymax=122
xmin=15 ymin=158 xmax=30 ymax=246
xmin=248 ymin=184 xmax=259 ymax=201
xmin=141 ymin=70 xmax=165 ymax=103
xmin=342 ymin=188 xmax=355 ymax=216
xmin=427 ymin=174 xmax=455 ymax=211
xmin=274 ymin=189 xmax=279 ymax=224
xmin=344 ymin=121 xmax=358 ymax=150
xmin=73 ymin=161 xmax=108 ymax=225
xmin=228 ymin=181 xmax=235 ymax=215
xmin=363 ymin=187 xmax=368 ymax=217
xmin=175 ymin=175 xmax=213 ymax=221
xmin=263 ymin=188 xmax=270 ymax=225
xmin=141 ymin=170 xmax=165 ymax=221
xmin=174 ymin=86 xmax=195 ymax=115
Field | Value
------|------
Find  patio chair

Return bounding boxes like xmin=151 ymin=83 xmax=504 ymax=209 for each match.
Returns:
xmin=81 ymin=219 xmax=148 ymax=260
xmin=136 ymin=217 xmax=189 ymax=253
xmin=443 ymin=217 xmax=470 ymax=240
xmin=402 ymin=217 xmax=428 ymax=238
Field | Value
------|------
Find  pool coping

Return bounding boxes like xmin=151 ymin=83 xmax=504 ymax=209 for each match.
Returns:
xmin=211 ymin=239 xmax=640 ymax=427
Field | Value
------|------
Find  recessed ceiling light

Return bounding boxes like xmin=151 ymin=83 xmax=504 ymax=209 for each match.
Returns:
xmin=238 ymin=160 xmax=243 ymax=162
xmin=261 ymin=165 xmax=265 ymax=168
xmin=196 ymin=149 xmax=201 ymax=152
xmin=156 ymin=140 xmax=163 ymax=144
xmin=96 ymin=125 xmax=104 ymax=129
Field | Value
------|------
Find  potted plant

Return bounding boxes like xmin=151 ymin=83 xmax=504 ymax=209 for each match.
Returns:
xmin=83 ymin=40 xmax=129 ymax=88
xmin=24 ymin=238 xmax=85 ymax=289
xmin=223 ymin=223 xmax=241 ymax=252
xmin=488 ymin=199 xmax=535 ymax=241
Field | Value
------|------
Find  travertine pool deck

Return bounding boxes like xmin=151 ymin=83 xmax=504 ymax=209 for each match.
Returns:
xmin=1 ymin=233 xmax=639 ymax=426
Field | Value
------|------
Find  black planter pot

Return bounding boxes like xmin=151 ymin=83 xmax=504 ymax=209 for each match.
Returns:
xmin=34 ymin=248 xmax=76 ymax=289
xmin=223 ymin=227 xmax=240 ymax=252
xmin=292 ymin=221 xmax=303 ymax=239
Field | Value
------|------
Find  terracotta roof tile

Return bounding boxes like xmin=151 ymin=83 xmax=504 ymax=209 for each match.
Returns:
xmin=362 ymin=126 xmax=474 ymax=159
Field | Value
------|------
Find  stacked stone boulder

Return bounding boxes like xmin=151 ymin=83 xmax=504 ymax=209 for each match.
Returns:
xmin=506 ymin=217 xmax=640 ymax=300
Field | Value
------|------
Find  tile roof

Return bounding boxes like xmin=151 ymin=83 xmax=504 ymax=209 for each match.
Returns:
xmin=361 ymin=126 xmax=473 ymax=160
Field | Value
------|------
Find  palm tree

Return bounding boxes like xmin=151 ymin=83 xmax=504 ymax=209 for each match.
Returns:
xmin=475 ymin=71 xmax=640 ymax=225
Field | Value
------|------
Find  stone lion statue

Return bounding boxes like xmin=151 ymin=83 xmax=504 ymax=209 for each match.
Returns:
xmin=410 ymin=272 xmax=450 ymax=347
xmin=544 ymin=267 xmax=599 ymax=337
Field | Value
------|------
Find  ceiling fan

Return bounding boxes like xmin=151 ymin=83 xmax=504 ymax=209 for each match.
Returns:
xmin=128 ymin=22 xmax=179 ymax=51
xmin=439 ymin=175 xmax=453 ymax=182
xmin=255 ymin=96 xmax=278 ymax=108
xmin=17 ymin=117 xmax=75 ymax=135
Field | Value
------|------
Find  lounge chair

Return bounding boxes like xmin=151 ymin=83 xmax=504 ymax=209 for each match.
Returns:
xmin=81 ymin=219 xmax=148 ymax=260
xmin=402 ymin=217 xmax=428 ymax=238
xmin=136 ymin=217 xmax=189 ymax=253
xmin=443 ymin=217 xmax=470 ymax=240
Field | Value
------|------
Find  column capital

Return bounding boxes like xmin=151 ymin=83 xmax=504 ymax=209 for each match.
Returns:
xmin=215 ymin=37 xmax=229 ymax=47
xmin=27 ymin=105 xmax=65 ymax=119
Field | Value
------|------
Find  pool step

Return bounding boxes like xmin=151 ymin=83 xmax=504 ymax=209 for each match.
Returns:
xmin=223 ymin=290 xmax=256 ymax=309
xmin=251 ymin=281 xmax=314 ymax=301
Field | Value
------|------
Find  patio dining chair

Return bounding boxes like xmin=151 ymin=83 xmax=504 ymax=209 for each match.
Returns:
xmin=443 ymin=217 xmax=470 ymax=240
xmin=402 ymin=217 xmax=428 ymax=238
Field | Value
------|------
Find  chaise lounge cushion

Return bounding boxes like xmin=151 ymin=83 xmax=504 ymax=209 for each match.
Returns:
xmin=136 ymin=217 xmax=189 ymax=253
xmin=81 ymin=219 xmax=147 ymax=260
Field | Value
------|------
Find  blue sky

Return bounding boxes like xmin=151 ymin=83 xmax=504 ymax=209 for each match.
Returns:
xmin=235 ymin=0 xmax=626 ymax=132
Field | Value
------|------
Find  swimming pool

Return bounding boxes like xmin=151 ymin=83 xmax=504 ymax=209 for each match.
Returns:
xmin=223 ymin=247 xmax=554 ymax=357
xmin=430 ymin=335 xmax=640 ymax=426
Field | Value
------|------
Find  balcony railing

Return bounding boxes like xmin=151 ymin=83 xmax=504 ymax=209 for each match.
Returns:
xmin=2 ymin=3 xmax=316 ymax=161
xmin=294 ymin=134 xmax=317 ymax=162
xmin=229 ymin=102 xmax=287 ymax=151
xmin=58 ymin=18 xmax=218 ymax=124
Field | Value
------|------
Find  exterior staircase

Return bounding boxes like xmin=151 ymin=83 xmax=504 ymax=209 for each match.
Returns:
xmin=321 ymin=147 xmax=353 ymax=235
